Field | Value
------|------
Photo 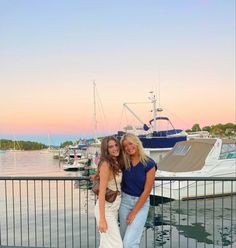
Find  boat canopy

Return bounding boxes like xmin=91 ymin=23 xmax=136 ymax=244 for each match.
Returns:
xmin=157 ymin=139 xmax=216 ymax=172
xmin=149 ymin=116 xmax=170 ymax=124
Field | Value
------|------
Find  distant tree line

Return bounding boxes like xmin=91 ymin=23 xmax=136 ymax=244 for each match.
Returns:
xmin=186 ymin=123 xmax=236 ymax=137
xmin=1 ymin=123 xmax=235 ymax=150
xmin=60 ymin=141 xmax=73 ymax=148
xmin=0 ymin=139 xmax=47 ymax=150
xmin=59 ymin=139 xmax=90 ymax=148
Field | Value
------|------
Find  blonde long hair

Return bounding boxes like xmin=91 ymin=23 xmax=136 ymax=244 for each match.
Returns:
xmin=120 ymin=133 xmax=149 ymax=169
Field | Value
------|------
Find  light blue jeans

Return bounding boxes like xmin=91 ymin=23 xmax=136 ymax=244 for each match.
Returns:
xmin=119 ymin=192 xmax=150 ymax=248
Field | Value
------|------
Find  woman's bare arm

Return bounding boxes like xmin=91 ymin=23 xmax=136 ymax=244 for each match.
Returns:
xmin=98 ymin=161 xmax=111 ymax=232
xmin=126 ymin=167 xmax=155 ymax=224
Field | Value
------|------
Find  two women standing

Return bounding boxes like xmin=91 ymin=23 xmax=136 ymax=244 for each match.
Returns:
xmin=94 ymin=134 xmax=156 ymax=248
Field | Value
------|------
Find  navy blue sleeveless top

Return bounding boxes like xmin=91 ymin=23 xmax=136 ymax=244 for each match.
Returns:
xmin=121 ymin=158 xmax=156 ymax=197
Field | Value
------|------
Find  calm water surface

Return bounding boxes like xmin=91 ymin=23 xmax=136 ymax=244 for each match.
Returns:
xmin=0 ymin=150 xmax=73 ymax=176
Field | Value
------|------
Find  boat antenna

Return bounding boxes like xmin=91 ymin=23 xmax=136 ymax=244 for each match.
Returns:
xmin=157 ymin=73 xmax=161 ymax=108
xmin=148 ymin=91 xmax=158 ymax=132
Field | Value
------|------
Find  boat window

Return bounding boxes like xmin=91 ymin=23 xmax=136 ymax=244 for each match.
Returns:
xmin=172 ymin=144 xmax=191 ymax=155
xmin=219 ymin=143 xmax=236 ymax=159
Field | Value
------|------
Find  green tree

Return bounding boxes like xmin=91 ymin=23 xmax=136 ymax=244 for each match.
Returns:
xmin=60 ymin=141 xmax=73 ymax=148
xmin=202 ymin=126 xmax=211 ymax=132
xmin=191 ymin=124 xmax=201 ymax=132
xmin=0 ymin=139 xmax=47 ymax=150
xmin=185 ymin=129 xmax=192 ymax=132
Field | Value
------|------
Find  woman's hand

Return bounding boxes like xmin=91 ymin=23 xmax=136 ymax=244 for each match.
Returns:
xmin=89 ymin=174 xmax=98 ymax=181
xmin=99 ymin=218 xmax=108 ymax=233
xmin=126 ymin=210 xmax=136 ymax=225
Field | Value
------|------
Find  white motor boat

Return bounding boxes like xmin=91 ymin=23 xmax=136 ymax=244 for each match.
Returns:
xmin=152 ymin=138 xmax=236 ymax=200
xmin=63 ymin=153 xmax=88 ymax=171
xmin=63 ymin=159 xmax=86 ymax=171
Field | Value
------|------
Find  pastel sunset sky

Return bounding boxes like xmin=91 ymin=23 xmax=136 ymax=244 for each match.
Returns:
xmin=0 ymin=0 xmax=235 ymax=145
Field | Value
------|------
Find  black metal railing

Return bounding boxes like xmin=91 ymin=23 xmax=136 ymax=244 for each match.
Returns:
xmin=147 ymin=177 xmax=236 ymax=248
xmin=0 ymin=176 xmax=235 ymax=248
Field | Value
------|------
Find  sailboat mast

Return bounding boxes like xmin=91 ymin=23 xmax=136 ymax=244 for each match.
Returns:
xmin=93 ymin=81 xmax=97 ymax=141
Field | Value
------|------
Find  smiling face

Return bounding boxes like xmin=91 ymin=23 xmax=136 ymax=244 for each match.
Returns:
xmin=120 ymin=133 xmax=147 ymax=168
xmin=122 ymin=139 xmax=137 ymax=156
xmin=107 ymin=139 xmax=120 ymax=158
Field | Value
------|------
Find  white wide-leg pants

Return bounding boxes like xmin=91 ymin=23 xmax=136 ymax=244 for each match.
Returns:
xmin=94 ymin=196 xmax=123 ymax=248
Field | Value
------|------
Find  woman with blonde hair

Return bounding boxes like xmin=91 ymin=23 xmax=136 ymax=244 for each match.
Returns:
xmin=119 ymin=133 xmax=156 ymax=248
xmin=94 ymin=136 xmax=124 ymax=248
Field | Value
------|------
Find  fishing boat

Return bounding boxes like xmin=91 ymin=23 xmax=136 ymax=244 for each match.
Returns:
xmin=151 ymin=138 xmax=236 ymax=200
xmin=116 ymin=91 xmax=187 ymax=162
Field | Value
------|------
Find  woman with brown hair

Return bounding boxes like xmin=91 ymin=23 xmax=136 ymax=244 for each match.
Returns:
xmin=94 ymin=136 xmax=124 ymax=248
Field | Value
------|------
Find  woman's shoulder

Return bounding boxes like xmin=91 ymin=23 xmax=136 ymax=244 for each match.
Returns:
xmin=145 ymin=156 xmax=157 ymax=170
xmin=145 ymin=156 xmax=155 ymax=164
xmin=98 ymin=158 xmax=111 ymax=170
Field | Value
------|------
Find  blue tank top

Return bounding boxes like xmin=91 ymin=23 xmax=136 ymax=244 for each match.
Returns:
xmin=121 ymin=158 xmax=156 ymax=197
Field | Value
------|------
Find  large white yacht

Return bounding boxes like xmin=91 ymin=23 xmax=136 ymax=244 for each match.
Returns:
xmin=152 ymin=138 xmax=236 ymax=200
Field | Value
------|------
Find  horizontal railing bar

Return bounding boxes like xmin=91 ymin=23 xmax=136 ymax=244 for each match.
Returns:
xmin=0 ymin=176 xmax=90 ymax=180
xmin=155 ymin=177 xmax=236 ymax=181
xmin=0 ymin=246 xmax=56 ymax=248
xmin=0 ymin=176 xmax=235 ymax=181
xmin=182 ymin=192 xmax=236 ymax=200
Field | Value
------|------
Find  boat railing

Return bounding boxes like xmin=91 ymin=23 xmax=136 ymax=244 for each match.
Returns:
xmin=0 ymin=176 xmax=235 ymax=248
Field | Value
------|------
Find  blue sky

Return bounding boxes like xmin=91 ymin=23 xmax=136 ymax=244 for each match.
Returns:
xmin=0 ymin=0 xmax=235 ymax=145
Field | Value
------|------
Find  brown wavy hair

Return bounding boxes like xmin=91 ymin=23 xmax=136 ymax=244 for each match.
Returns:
xmin=98 ymin=136 xmax=124 ymax=174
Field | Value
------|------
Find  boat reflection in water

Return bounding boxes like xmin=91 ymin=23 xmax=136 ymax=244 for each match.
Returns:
xmin=145 ymin=196 xmax=236 ymax=247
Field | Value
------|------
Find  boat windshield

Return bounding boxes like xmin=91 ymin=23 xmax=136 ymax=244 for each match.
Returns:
xmin=219 ymin=143 xmax=236 ymax=159
xmin=172 ymin=144 xmax=191 ymax=156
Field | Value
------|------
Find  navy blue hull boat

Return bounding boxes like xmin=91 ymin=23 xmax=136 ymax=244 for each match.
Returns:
xmin=117 ymin=126 xmax=186 ymax=149
xmin=116 ymin=92 xmax=187 ymax=149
